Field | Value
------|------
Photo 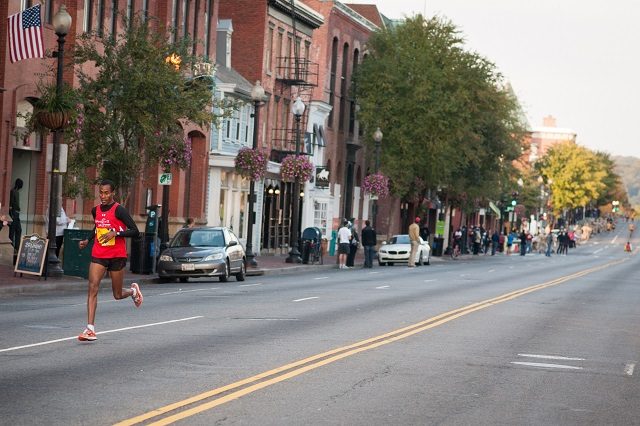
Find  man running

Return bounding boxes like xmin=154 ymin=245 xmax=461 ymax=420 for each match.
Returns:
xmin=77 ymin=179 xmax=142 ymax=342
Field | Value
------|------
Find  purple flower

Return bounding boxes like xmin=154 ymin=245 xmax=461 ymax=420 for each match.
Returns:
xmin=363 ymin=173 xmax=390 ymax=198
xmin=235 ymin=147 xmax=268 ymax=180
xmin=280 ymin=155 xmax=313 ymax=182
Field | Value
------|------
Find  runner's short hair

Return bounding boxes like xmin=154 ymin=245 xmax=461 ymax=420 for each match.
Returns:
xmin=99 ymin=179 xmax=116 ymax=191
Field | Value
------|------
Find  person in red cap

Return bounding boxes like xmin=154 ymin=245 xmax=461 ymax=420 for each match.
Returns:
xmin=408 ymin=217 xmax=421 ymax=267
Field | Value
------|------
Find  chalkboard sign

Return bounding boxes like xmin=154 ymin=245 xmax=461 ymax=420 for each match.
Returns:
xmin=14 ymin=234 xmax=49 ymax=276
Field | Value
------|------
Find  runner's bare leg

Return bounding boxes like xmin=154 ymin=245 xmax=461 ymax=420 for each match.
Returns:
xmin=110 ymin=269 xmax=133 ymax=300
xmin=87 ymin=262 xmax=107 ymax=325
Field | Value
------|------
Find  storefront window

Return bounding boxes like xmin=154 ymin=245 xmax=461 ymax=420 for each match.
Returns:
xmin=314 ymin=201 xmax=328 ymax=237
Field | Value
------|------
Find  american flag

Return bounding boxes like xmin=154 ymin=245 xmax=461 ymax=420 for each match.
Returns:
xmin=8 ymin=4 xmax=44 ymax=63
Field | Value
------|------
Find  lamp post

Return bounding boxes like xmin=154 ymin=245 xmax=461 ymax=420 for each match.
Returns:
xmin=47 ymin=5 xmax=72 ymax=278
xmin=372 ymin=127 xmax=383 ymax=229
xmin=286 ymin=97 xmax=305 ymax=263
xmin=245 ymin=81 xmax=265 ymax=267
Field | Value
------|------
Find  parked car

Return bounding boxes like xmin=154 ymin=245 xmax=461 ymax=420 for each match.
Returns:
xmin=157 ymin=227 xmax=246 ymax=282
xmin=377 ymin=234 xmax=430 ymax=266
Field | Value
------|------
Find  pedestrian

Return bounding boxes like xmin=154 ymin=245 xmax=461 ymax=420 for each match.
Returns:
xmin=183 ymin=217 xmax=195 ymax=228
xmin=361 ymin=220 xmax=376 ymax=268
xmin=545 ymin=232 xmax=553 ymax=257
xmin=506 ymin=231 xmax=514 ymax=255
xmin=346 ymin=221 xmax=359 ymax=267
xmin=408 ymin=217 xmax=420 ymax=267
xmin=520 ymin=230 xmax=527 ymax=256
xmin=337 ymin=219 xmax=351 ymax=269
xmin=9 ymin=178 xmax=23 ymax=251
xmin=77 ymin=179 xmax=143 ymax=342
xmin=472 ymin=226 xmax=481 ymax=255
xmin=45 ymin=205 xmax=71 ymax=258
xmin=491 ymin=229 xmax=499 ymax=255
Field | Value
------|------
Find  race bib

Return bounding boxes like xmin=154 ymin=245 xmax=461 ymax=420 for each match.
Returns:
xmin=96 ymin=227 xmax=115 ymax=246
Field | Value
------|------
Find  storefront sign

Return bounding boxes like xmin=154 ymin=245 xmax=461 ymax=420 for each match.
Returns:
xmin=315 ymin=167 xmax=330 ymax=188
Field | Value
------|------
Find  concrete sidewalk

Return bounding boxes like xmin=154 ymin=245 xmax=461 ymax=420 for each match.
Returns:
xmin=0 ymin=253 xmax=339 ymax=295
xmin=0 ymin=251 xmax=450 ymax=296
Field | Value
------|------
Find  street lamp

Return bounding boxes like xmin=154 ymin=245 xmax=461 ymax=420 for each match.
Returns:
xmin=46 ymin=5 xmax=72 ymax=278
xmin=372 ymin=128 xmax=383 ymax=228
xmin=245 ymin=81 xmax=265 ymax=267
xmin=285 ymin=97 xmax=305 ymax=263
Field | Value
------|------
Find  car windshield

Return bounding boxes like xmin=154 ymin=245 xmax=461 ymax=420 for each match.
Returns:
xmin=389 ymin=235 xmax=410 ymax=244
xmin=170 ymin=229 xmax=225 ymax=248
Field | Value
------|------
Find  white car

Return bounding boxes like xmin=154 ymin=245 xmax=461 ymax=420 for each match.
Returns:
xmin=377 ymin=234 xmax=431 ymax=266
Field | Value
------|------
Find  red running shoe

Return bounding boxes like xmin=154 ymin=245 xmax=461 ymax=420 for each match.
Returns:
xmin=131 ymin=282 xmax=143 ymax=307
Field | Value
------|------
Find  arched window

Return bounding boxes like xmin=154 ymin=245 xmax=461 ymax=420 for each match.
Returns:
xmin=14 ymin=99 xmax=42 ymax=151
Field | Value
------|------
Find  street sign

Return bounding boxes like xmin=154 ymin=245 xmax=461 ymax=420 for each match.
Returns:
xmin=159 ymin=173 xmax=172 ymax=185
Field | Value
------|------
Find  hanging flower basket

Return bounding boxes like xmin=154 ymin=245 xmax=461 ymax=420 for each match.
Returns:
xmin=280 ymin=154 xmax=314 ymax=183
xmin=362 ymin=172 xmax=390 ymax=198
xmin=36 ymin=110 xmax=71 ymax=130
xmin=235 ymin=147 xmax=268 ymax=180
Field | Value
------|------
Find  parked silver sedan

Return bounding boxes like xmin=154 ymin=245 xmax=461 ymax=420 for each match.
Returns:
xmin=157 ymin=227 xmax=246 ymax=282
xmin=377 ymin=234 xmax=431 ymax=266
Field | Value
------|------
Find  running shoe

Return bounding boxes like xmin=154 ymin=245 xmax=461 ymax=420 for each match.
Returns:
xmin=78 ymin=329 xmax=97 ymax=341
xmin=131 ymin=282 xmax=143 ymax=307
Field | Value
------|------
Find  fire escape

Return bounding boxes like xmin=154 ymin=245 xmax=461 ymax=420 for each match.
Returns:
xmin=263 ymin=0 xmax=320 ymax=253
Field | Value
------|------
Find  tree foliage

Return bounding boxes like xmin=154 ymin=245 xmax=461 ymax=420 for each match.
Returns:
xmin=353 ymin=16 xmax=526 ymax=208
xmin=537 ymin=142 xmax=608 ymax=213
xmin=66 ymin=14 xmax=232 ymax=203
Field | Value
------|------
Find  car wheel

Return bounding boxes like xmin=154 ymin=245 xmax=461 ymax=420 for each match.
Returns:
xmin=378 ymin=261 xmax=386 ymax=266
xmin=219 ymin=260 xmax=230 ymax=282
xmin=426 ymin=253 xmax=431 ymax=265
xmin=417 ymin=252 xmax=423 ymax=266
xmin=179 ymin=277 xmax=189 ymax=283
xmin=158 ymin=276 xmax=171 ymax=283
xmin=236 ymin=261 xmax=246 ymax=281
xmin=388 ymin=262 xmax=394 ymax=266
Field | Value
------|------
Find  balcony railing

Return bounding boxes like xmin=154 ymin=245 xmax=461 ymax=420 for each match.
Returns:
xmin=276 ymin=57 xmax=318 ymax=87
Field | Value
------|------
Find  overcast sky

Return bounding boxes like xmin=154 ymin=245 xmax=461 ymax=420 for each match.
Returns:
xmin=346 ymin=0 xmax=640 ymax=159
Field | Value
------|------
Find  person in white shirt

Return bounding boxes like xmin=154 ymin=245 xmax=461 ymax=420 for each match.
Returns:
xmin=45 ymin=205 xmax=71 ymax=257
xmin=337 ymin=220 xmax=352 ymax=269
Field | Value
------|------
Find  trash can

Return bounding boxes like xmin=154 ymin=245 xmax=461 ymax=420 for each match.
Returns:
xmin=62 ymin=229 xmax=94 ymax=279
xmin=130 ymin=232 xmax=156 ymax=274
xmin=432 ymin=237 xmax=444 ymax=256
xmin=301 ymin=240 xmax=311 ymax=264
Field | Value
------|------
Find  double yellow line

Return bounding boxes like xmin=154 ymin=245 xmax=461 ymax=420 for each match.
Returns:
xmin=116 ymin=259 xmax=625 ymax=425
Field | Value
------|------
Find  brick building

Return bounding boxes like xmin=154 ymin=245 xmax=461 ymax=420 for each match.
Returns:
xmin=0 ymin=0 xmax=217 ymax=266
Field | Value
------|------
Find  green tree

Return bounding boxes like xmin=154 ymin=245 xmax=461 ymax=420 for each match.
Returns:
xmin=66 ymin=14 xmax=232 ymax=203
xmin=353 ymin=16 xmax=525 ymax=207
xmin=538 ymin=142 xmax=607 ymax=214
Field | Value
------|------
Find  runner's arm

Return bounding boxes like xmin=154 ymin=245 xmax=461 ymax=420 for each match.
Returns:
xmin=114 ymin=205 xmax=140 ymax=238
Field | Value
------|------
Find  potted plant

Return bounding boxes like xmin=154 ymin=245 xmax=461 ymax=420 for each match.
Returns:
xmin=235 ymin=147 xmax=269 ymax=180
xmin=363 ymin=172 xmax=390 ymax=199
xmin=33 ymin=80 xmax=78 ymax=131
xmin=280 ymin=154 xmax=314 ymax=183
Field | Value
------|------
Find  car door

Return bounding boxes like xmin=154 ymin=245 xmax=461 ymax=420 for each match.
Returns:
xmin=225 ymin=229 xmax=241 ymax=271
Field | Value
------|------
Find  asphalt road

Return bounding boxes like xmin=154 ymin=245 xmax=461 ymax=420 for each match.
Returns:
xmin=1 ymin=227 xmax=639 ymax=425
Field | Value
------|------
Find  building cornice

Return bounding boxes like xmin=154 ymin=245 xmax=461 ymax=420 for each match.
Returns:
xmin=269 ymin=0 xmax=324 ymax=28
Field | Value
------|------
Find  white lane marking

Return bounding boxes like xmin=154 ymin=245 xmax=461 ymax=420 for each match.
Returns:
xmin=158 ymin=288 xmax=211 ymax=296
xmin=593 ymin=248 xmax=604 ymax=254
xmin=518 ymin=353 xmax=586 ymax=361
xmin=368 ymin=271 xmax=379 ymax=274
xmin=293 ymin=297 xmax=319 ymax=302
xmin=511 ymin=362 xmax=583 ymax=370
xmin=0 ymin=316 xmax=203 ymax=353
xmin=239 ymin=283 xmax=263 ymax=287
xmin=611 ymin=236 xmax=619 ymax=244
xmin=625 ymin=363 xmax=636 ymax=376
xmin=376 ymin=285 xmax=390 ymax=289
xmin=424 ymin=279 xmax=436 ymax=282
xmin=488 ymin=269 xmax=495 ymax=273
xmin=314 ymin=277 xmax=329 ymax=280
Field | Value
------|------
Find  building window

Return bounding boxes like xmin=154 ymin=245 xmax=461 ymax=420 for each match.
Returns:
xmin=339 ymin=43 xmax=349 ymax=131
xmin=96 ymin=0 xmax=105 ymax=36
xmin=266 ymin=25 xmax=274 ymax=73
xmin=84 ymin=0 xmax=94 ymax=32
xmin=328 ymin=37 xmax=338 ymax=128
xmin=141 ymin=0 xmax=148 ymax=21
xmin=204 ymin=0 xmax=213 ymax=58
xmin=43 ymin=0 xmax=53 ymax=24
xmin=276 ymin=30 xmax=284 ymax=78
xmin=182 ymin=0 xmax=190 ymax=37
xmin=314 ymin=201 xmax=329 ymax=237
xmin=110 ymin=0 xmax=118 ymax=37
xmin=126 ymin=0 xmax=133 ymax=23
